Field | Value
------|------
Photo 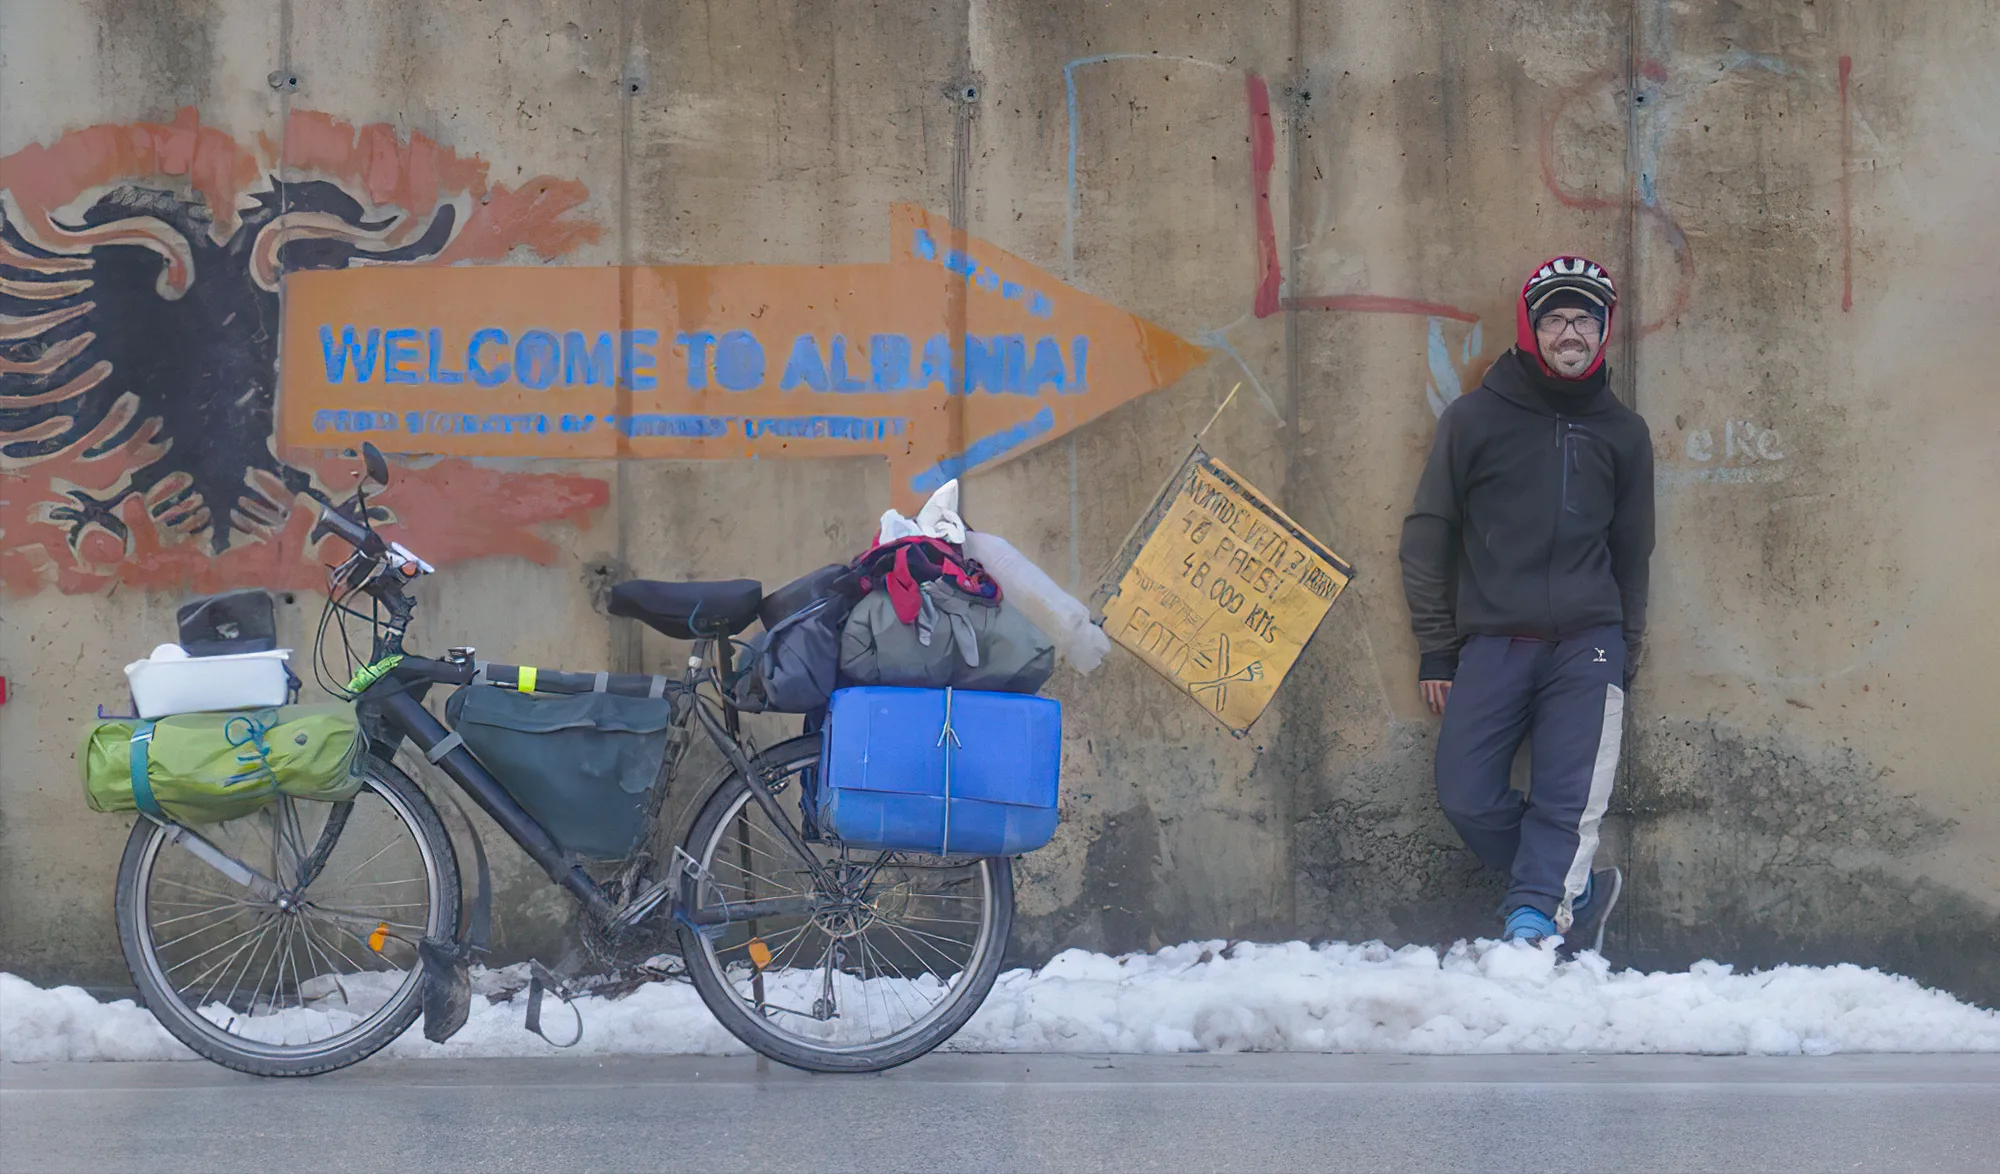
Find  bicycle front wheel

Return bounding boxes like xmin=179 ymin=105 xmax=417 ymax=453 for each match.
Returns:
xmin=114 ymin=756 xmax=459 ymax=1076
xmin=676 ymin=736 xmax=1013 ymax=1072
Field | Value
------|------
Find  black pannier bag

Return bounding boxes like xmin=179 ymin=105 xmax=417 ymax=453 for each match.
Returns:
xmin=730 ymin=564 xmax=863 ymax=714
xmin=177 ymin=590 xmax=278 ymax=656
xmin=444 ymin=687 xmax=674 ymax=859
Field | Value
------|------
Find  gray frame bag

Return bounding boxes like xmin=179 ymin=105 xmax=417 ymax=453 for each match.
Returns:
xmin=444 ymin=687 xmax=673 ymax=858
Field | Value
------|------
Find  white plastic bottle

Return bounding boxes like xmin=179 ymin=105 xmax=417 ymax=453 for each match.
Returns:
xmin=963 ymin=531 xmax=1111 ymax=674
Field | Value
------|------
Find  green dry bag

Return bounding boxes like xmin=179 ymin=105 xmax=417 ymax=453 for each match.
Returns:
xmin=82 ymin=703 xmax=365 ymax=824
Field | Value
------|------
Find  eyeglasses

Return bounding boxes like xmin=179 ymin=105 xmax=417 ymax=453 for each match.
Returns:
xmin=1536 ymin=313 xmax=1603 ymax=340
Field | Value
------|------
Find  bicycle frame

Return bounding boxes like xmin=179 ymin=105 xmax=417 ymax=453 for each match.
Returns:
xmin=353 ymin=648 xmax=827 ymax=932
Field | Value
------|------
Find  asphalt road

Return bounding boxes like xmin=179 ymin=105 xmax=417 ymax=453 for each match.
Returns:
xmin=5 ymin=1053 xmax=1998 ymax=1173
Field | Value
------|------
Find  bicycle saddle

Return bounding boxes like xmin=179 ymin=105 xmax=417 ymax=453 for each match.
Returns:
xmin=609 ymin=578 xmax=764 ymax=640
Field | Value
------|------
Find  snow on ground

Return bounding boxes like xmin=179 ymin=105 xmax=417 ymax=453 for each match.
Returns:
xmin=6 ymin=938 xmax=1998 ymax=1063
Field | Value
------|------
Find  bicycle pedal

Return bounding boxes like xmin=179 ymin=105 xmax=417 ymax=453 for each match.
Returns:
xmin=417 ymin=936 xmax=472 ymax=1043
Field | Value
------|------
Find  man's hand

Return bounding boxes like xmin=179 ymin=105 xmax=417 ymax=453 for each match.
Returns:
xmin=1421 ymin=679 xmax=1452 ymax=715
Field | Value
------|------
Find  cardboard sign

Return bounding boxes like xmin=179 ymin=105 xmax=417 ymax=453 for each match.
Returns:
xmin=1096 ymin=451 xmax=1352 ymax=735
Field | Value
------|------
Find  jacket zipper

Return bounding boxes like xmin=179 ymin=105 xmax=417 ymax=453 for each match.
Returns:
xmin=1548 ymin=416 xmax=1567 ymax=639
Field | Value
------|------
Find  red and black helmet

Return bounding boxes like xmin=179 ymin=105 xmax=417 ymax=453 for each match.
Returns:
xmin=1516 ymin=256 xmax=1618 ymax=379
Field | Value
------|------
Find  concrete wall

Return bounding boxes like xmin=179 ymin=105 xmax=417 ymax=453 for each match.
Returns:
xmin=4 ymin=0 xmax=1995 ymax=1004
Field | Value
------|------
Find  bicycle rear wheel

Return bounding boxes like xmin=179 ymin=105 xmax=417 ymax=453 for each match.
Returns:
xmin=675 ymin=736 xmax=1013 ymax=1072
xmin=114 ymin=756 xmax=458 ymax=1076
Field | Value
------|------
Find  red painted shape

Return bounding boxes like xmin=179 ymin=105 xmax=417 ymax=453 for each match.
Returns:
xmin=1536 ymin=61 xmax=1694 ymax=337
xmin=0 ymin=450 xmax=608 ymax=598
xmin=0 ymin=110 xmax=610 ymax=597
xmin=1246 ymin=74 xmax=1283 ymax=319
xmin=1280 ymin=294 xmax=1480 ymax=322
xmin=1839 ymin=54 xmax=1854 ymax=313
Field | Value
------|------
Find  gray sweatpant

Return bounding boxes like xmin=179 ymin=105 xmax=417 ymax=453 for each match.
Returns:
xmin=1434 ymin=628 xmax=1625 ymax=928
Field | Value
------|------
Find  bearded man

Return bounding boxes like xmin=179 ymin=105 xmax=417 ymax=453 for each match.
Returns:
xmin=1399 ymin=257 xmax=1655 ymax=952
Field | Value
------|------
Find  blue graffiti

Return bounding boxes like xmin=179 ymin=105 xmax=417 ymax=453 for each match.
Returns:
xmin=317 ymin=324 xmax=1094 ymax=399
xmin=311 ymin=409 xmax=401 ymax=433
xmin=910 ymin=406 xmax=1057 ymax=494
xmin=909 ymin=227 xmax=1055 ymax=318
xmin=745 ymin=415 xmax=908 ymax=441
xmin=403 ymin=411 xmax=549 ymax=436
xmin=319 ymin=325 xmax=659 ymax=390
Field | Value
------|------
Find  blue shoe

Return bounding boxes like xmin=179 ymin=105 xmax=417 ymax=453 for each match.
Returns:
xmin=1503 ymin=906 xmax=1557 ymax=944
xmin=1558 ymin=867 xmax=1623 ymax=958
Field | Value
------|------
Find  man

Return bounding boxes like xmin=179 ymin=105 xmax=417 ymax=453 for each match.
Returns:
xmin=1398 ymin=256 xmax=1655 ymax=952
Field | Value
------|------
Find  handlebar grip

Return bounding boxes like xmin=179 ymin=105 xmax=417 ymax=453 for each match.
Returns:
xmin=312 ymin=502 xmax=376 ymax=551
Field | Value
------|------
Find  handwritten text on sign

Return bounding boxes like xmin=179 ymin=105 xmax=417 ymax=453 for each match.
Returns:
xmin=1098 ymin=454 xmax=1352 ymax=735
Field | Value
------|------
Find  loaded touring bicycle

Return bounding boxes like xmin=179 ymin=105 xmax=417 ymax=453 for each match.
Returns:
xmin=91 ymin=443 xmax=1063 ymax=1075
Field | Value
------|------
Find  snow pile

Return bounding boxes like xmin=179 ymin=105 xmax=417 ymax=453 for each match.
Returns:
xmin=955 ymin=940 xmax=2000 ymax=1054
xmin=6 ymin=939 xmax=1998 ymax=1063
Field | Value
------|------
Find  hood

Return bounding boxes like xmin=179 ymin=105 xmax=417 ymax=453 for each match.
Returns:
xmin=1482 ymin=348 xmax=1618 ymax=417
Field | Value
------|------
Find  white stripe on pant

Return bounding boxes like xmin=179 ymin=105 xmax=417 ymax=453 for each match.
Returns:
xmin=1556 ymin=683 xmax=1624 ymax=931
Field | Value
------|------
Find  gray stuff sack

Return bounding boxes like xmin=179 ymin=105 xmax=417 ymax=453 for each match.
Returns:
xmin=839 ymin=580 xmax=1055 ymax=694
xmin=444 ymin=687 xmax=673 ymax=859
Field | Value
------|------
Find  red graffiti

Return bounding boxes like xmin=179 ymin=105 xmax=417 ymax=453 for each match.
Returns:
xmin=1246 ymin=74 xmax=1283 ymax=319
xmin=1537 ymin=62 xmax=1692 ymax=336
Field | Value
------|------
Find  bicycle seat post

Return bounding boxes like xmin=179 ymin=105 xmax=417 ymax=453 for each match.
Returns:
xmin=711 ymin=638 xmax=740 ymax=737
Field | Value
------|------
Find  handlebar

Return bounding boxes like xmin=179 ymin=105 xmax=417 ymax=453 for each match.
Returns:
xmin=311 ymin=499 xmax=382 ymax=556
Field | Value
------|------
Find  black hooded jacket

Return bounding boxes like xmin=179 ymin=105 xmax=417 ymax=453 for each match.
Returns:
xmin=1398 ymin=348 xmax=1655 ymax=683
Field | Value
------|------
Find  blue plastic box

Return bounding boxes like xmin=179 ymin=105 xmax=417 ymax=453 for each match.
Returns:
xmin=817 ymin=687 xmax=1062 ymax=857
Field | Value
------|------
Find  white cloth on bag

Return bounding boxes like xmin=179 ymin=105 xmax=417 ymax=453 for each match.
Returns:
xmin=877 ymin=479 xmax=967 ymax=545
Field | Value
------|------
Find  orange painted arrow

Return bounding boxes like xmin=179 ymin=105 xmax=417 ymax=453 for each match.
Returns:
xmin=280 ymin=205 xmax=1210 ymax=510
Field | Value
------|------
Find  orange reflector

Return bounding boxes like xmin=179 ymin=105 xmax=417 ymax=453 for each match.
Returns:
xmin=747 ymin=937 xmax=773 ymax=970
xmin=367 ymin=922 xmax=389 ymax=952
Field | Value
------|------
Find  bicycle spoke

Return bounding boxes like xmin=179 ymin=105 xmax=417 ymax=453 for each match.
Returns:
xmin=164 ymin=917 xmax=277 ymax=976
xmin=864 ymin=927 xmax=943 ymax=1016
xmin=194 ymin=916 xmax=270 ymax=1009
xmin=330 ymin=834 xmax=405 ymax=887
xmin=148 ymin=900 xmax=255 ymax=930
xmin=178 ymin=914 xmax=267 ymax=998
xmin=851 ymin=938 xmax=877 ymax=1039
xmin=295 ymin=920 xmax=352 ymax=1008
xmin=857 ymin=931 xmax=923 ymax=1026
xmin=721 ymin=919 xmax=809 ymax=961
xmin=301 ymin=906 xmax=427 ymax=932
xmin=766 ymin=920 xmax=821 ymax=979
xmin=152 ymin=905 xmax=260 ymax=955
xmin=301 ymin=914 xmax=389 ymax=976
xmin=321 ymin=877 xmax=430 ymax=891
xmin=154 ymin=876 xmax=256 ymax=905
xmin=219 ymin=916 xmax=278 ymax=1015
xmin=875 ymin=918 xmax=966 ymax=979
xmin=273 ymin=920 xmax=299 ymax=1016
xmin=881 ymin=921 xmax=977 ymax=956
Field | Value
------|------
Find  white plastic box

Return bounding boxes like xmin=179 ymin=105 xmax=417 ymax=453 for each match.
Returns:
xmin=124 ymin=644 xmax=292 ymax=719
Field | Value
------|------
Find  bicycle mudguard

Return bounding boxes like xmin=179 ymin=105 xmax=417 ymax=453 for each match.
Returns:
xmin=418 ymin=935 xmax=473 ymax=1043
xmin=416 ymin=772 xmax=493 ymax=1044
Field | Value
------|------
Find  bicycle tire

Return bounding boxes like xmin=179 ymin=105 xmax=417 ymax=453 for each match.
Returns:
xmin=115 ymin=755 xmax=459 ymax=1077
xmin=675 ymin=735 xmax=1014 ymax=1073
